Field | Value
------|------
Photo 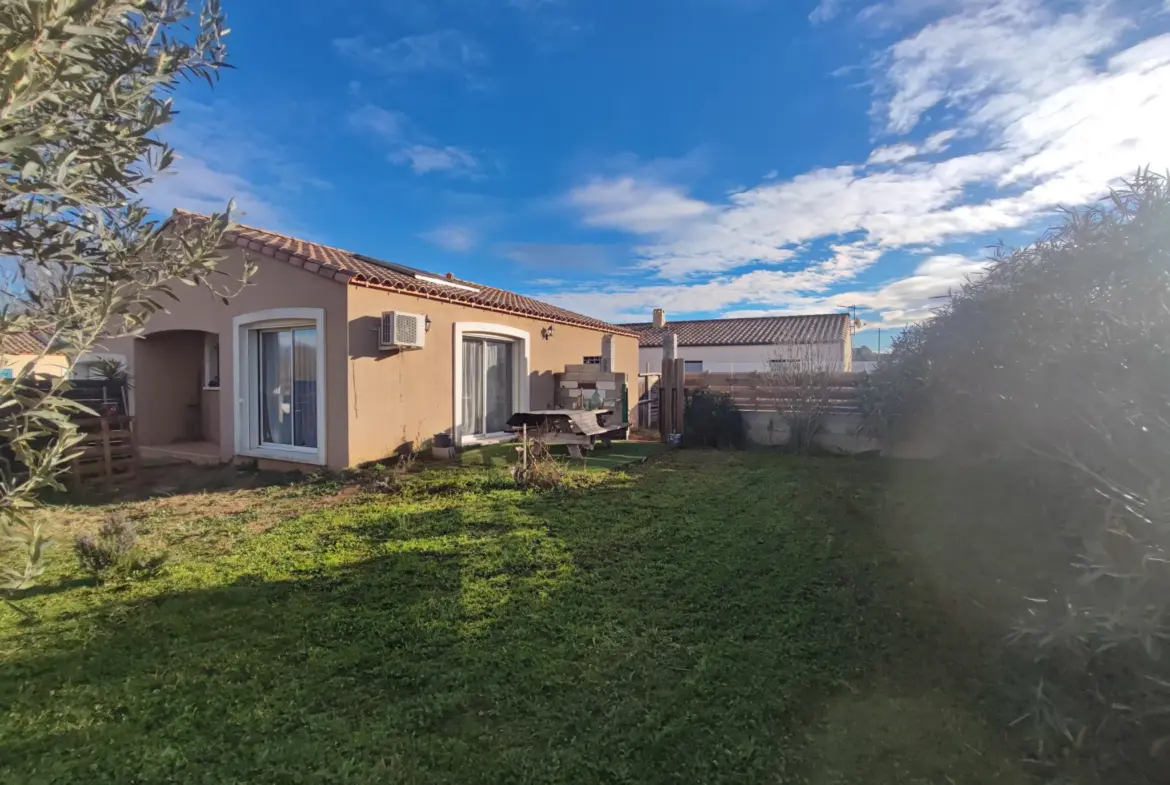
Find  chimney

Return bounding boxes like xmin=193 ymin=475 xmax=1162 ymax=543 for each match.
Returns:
xmin=445 ymin=272 xmax=454 ymax=280
xmin=652 ymin=308 xmax=666 ymax=328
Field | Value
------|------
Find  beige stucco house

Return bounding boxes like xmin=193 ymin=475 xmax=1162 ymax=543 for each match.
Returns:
xmin=101 ymin=212 xmax=638 ymax=470
xmin=1 ymin=333 xmax=68 ymax=379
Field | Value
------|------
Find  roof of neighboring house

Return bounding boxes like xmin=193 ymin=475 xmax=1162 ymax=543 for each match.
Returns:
xmin=618 ymin=313 xmax=850 ymax=347
xmin=172 ymin=210 xmax=634 ymax=337
xmin=1 ymin=332 xmax=50 ymax=355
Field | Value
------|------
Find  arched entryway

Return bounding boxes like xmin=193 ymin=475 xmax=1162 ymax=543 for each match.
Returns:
xmin=132 ymin=329 xmax=222 ymax=464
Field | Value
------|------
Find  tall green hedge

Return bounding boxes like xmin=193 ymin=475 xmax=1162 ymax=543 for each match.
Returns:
xmin=861 ymin=170 xmax=1170 ymax=776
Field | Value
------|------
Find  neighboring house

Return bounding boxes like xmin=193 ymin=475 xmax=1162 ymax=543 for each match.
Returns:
xmin=0 ymin=332 xmax=68 ymax=378
xmin=100 ymin=212 xmax=639 ymax=469
xmin=619 ymin=310 xmax=853 ymax=373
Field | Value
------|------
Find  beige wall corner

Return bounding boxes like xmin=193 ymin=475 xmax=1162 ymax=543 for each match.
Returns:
xmin=101 ymin=248 xmax=350 ymax=468
xmin=345 ymin=285 xmax=638 ymax=464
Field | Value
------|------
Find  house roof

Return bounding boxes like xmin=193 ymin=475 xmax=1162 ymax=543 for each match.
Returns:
xmin=1 ymin=332 xmax=50 ymax=355
xmin=618 ymin=313 xmax=850 ymax=347
xmin=173 ymin=210 xmax=634 ymax=337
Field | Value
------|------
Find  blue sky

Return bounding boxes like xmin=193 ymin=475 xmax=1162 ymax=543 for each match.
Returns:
xmin=149 ymin=0 xmax=1170 ymax=347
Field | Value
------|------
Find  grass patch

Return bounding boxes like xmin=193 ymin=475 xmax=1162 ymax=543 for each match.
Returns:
xmin=460 ymin=439 xmax=670 ymax=472
xmin=458 ymin=441 xmax=517 ymax=467
xmin=0 ymin=452 xmax=1067 ymax=783
xmin=554 ymin=439 xmax=670 ymax=470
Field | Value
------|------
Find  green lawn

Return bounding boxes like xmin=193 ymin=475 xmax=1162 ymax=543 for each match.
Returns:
xmin=460 ymin=439 xmax=670 ymax=470
xmin=0 ymin=452 xmax=1063 ymax=784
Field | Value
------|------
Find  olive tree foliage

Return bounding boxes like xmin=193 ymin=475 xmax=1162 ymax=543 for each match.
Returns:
xmin=860 ymin=171 xmax=1170 ymax=765
xmin=0 ymin=0 xmax=249 ymax=603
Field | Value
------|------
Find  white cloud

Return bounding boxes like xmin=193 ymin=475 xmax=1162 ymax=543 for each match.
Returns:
xmin=551 ymin=0 xmax=1170 ymax=329
xmin=814 ymin=253 xmax=990 ymax=329
xmin=544 ymin=250 xmax=987 ymax=328
xmin=540 ymin=241 xmax=884 ymax=322
xmin=572 ymin=159 xmax=1005 ymax=278
xmin=867 ymin=143 xmax=918 ymax=164
xmin=867 ymin=129 xmax=959 ymax=164
xmin=333 ymin=30 xmax=485 ymax=76
xmin=421 ymin=224 xmax=477 ymax=252
xmin=879 ymin=0 xmax=1124 ymax=134
xmin=569 ymin=177 xmax=710 ymax=233
xmin=809 ymin=0 xmax=842 ymax=24
xmin=148 ymin=155 xmax=282 ymax=228
xmin=392 ymin=145 xmax=479 ymax=175
xmin=921 ymin=129 xmax=958 ymax=153
xmin=348 ymin=104 xmax=479 ymax=177
xmin=143 ymin=101 xmax=315 ymax=232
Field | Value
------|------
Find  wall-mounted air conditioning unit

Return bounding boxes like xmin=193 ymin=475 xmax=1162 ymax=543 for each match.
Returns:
xmin=379 ymin=311 xmax=426 ymax=350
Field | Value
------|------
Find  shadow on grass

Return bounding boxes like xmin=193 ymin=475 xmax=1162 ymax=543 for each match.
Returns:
xmin=0 ymin=452 xmax=1068 ymax=784
xmin=10 ymin=576 xmax=95 ymax=600
xmin=47 ymin=462 xmax=311 ymax=508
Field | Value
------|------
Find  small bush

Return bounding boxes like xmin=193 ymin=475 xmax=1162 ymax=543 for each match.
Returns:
xmin=74 ymin=512 xmax=167 ymax=582
xmin=512 ymin=440 xmax=565 ymax=490
xmin=763 ymin=359 xmax=835 ymax=454
xmin=684 ymin=390 xmax=746 ymax=449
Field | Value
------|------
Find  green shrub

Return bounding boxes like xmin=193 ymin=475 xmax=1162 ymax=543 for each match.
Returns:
xmin=74 ymin=513 xmax=167 ymax=583
xmin=684 ymin=390 xmax=746 ymax=449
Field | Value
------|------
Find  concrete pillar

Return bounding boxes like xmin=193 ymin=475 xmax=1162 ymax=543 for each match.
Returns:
xmin=663 ymin=333 xmax=678 ymax=362
xmin=601 ymin=333 xmax=615 ymax=373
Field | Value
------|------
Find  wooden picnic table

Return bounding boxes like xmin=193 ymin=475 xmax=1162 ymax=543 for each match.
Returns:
xmin=507 ymin=409 xmax=628 ymax=458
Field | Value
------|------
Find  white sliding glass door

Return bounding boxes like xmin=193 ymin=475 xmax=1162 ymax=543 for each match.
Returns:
xmin=259 ymin=327 xmax=318 ymax=449
xmin=461 ymin=336 xmax=515 ymax=438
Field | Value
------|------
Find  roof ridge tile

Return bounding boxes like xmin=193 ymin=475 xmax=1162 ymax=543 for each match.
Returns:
xmin=620 ymin=313 xmax=849 ymax=347
xmin=170 ymin=210 xmax=634 ymax=337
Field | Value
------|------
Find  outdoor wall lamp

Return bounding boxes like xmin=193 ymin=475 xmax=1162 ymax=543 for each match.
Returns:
xmin=541 ymin=325 xmax=556 ymax=340
xmin=424 ymin=315 xmax=432 ymax=332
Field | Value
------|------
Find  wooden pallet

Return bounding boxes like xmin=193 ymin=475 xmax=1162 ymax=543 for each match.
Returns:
xmin=70 ymin=415 xmax=138 ymax=486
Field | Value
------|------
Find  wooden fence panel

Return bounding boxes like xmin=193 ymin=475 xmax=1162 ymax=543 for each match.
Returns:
xmin=684 ymin=371 xmax=862 ymax=413
xmin=69 ymin=415 xmax=138 ymax=486
xmin=637 ymin=373 xmax=661 ymax=428
xmin=17 ymin=379 xmax=128 ymax=416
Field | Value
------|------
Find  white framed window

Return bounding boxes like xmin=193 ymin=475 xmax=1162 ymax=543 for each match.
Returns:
xmin=453 ymin=322 xmax=529 ymax=447
xmin=684 ymin=360 xmax=704 ymax=373
xmin=462 ymin=336 xmax=514 ymax=437
xmin=203 ymin=333 xmax=221 ymax=389
xmin=232 ymin=309 xmax=326 ymax=466
xmin=257 ymin=327 xmax=318 ymax=448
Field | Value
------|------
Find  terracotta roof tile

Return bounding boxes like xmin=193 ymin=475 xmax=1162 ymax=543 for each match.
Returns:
xmin=173 ymin=211 xmax=633 ymax=337
xmin=618 ymin=314 xmax=850 ymax=347
xmin=1 ymin=332 xmax=50 ymax=355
